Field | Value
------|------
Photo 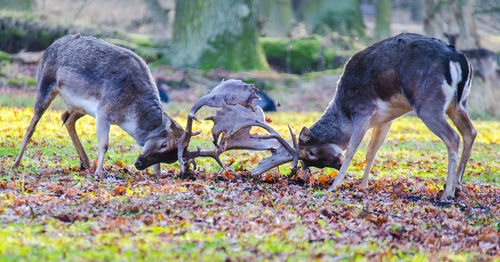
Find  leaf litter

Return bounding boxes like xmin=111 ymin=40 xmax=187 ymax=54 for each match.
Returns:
xmin=0 ymin=106 xmax=499 ymax=260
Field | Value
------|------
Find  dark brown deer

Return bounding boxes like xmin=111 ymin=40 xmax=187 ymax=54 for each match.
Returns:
xmin=298 ymin=33 xmax=476 ymax=200
xmin=13 ymin=35 xmax=184 ymax=176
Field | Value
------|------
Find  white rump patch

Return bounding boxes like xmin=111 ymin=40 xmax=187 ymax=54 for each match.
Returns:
xmin=460 ymin=60 xmax=473 ymax=110
xmin=442 ymin=61 xmax=462 ymax=111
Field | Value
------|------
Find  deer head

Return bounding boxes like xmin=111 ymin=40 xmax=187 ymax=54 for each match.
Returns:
xmin=134 ymin=113 xmax=185 ymax=170
xmin=298 ymin=126 xmax=343 ymax=170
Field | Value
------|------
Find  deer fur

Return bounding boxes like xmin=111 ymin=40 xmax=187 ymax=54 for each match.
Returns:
xmin=13 ymin=35 xmax=184 ymax=176
xmin=298 ymin=33 xmax=476 ymax=200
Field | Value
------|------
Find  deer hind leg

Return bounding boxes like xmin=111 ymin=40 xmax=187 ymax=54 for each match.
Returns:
xmin=13 ymin=82 xmax=57 ymax=168
xmin=417 ymin=109 xmax=460 ymax=201
xmin=361 ymin=121 xmax=393 ymax=189
xmin=62 ymin=111 xmax=90 ymax=170
xmin=95 ymin=112 xmax=110 ymax=177
xmin=446 ymin=104 xmax=477 ymax=191
xmin=330 ymin=120 xmax=369 ymax=191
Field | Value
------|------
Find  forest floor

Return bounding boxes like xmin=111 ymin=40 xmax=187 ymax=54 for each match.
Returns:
xmin=0 ymin=104 xmax=498 ymax=261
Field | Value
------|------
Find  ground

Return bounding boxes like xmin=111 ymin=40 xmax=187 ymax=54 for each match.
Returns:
xmin=0 ymin=106 xmax=498 ymax=261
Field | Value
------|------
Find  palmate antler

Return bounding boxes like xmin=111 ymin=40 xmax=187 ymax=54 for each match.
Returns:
xmin=176 ymin=79 xmax=299 ymax=176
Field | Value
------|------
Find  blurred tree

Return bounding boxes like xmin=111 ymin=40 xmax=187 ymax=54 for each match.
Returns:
xmin=144 ymin=0 xmax=170 ymax=32
xmin=410 ymin=0 xmax=423 ymax=22
xmin=295 ymin=0 xmax=365 ymax=37
xmin=256 ymin=0 xmax=295 ymax=37
xmin=0 ymin=0 xmax=34 ymax=10
xmin=424 ymin=0 xmax=480 ymax=49
xmin=168 ymin=0 xmax=269 ymax=71
xmin=374 ymin=0 xmax=391 ymax=40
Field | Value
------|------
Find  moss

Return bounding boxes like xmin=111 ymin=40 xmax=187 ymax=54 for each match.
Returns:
xmin=127 ymin=34 xmax=165 ymax=49
xmin=104 ymin=38 xmax=164 ymax=63
xmin=259 ymin=34 xmax=363 ymax=74
xmin=260 ymin=36 xmax=352 ymax=74
xmin=303 ymin=69 xmax=343 ymax=81
xmin=261 ymin=37 xmax=321 ymax=74
xmin=169 ymin=0 xmax=268 ymax=71
xmin=0 ymin=14 xmax=71 ymax=52
xmin=105 ymin=38 xmax=139 ymax=49
xmin=135 ymin=48 xmax=163 ymax=63
xmin=302 ymin=0 xmax=365 ymax=38
xmin=7 ymin=74 xmax=37 ymax=87
xmin=0 ymin=51 xmax=12 ymax=62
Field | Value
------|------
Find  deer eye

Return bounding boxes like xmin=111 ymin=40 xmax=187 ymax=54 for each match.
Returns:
xmin=307 ymin=150 xmax=318 ymax=160
xmin=160 ymin=142 xmax=168 ymax=149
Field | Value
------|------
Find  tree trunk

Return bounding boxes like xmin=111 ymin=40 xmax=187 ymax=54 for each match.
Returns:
xmin=256 ymin=0 xmax=295 ymax=37
xmin=410 ymin=0 xmax=423 ymax=22
xmin=374 ymin=0 xmax=391 ymax=40
xmin=144 ymin=0 xmax=170 ymax=33
xmin=424 ymin=0 xmax=480 ymax=49
xmin=168 ymin=0 xmax=269 ymax=71
xmin=0 ymin=0 xmax=34 ymax=10
xmin=300 ymin=0 xmax=365 ymax=37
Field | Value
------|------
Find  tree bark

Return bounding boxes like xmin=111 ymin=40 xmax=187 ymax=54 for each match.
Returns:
xmin=256 ymin=0 xmax=295 ymax=37
xmin=374 ymin=0 xmax=392 ymax=40
xmin=168 ymin=0 xmax=269 ymax=71
xmin=410 ymin=0 xmax=423 ymax=22
xmin=0 ymin=0 xmax=34 ymax=10
xmin=424 ymin=0 xmax=480 ymax=49
xmin=300 ymin=0 xmax=365 ymax=37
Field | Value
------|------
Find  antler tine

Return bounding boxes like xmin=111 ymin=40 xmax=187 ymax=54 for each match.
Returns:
xmin=177 ymin=113 xmax=197 ymax=173
xmin=184 ymin=148 xmax=228 ymax=171
xmin=287 ymin=124 xmax=299 ymax=170
xmin=253 ymin=122 xmax=298 ymax=157
xmin=221 ymin=120 xmax=299 ymax=161
xmin=288 ymin=124 xmax=298 ymax=149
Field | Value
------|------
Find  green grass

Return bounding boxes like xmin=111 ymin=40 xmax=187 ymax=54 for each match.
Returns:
xmin=0 ymin=106 xmax=498 ymax=261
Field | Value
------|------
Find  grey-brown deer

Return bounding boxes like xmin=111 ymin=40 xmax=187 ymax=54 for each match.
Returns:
xmin=298 ymin=33 xmax=476 ymax=200
xmin=13 ymin=35 xmax=184 ymax=176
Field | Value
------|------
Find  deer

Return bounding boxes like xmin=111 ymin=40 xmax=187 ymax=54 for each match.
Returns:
xmin=13 ymin=34 xmax=184 ymax=177
xmin=297 ymin=33 xmax=476 ymax=200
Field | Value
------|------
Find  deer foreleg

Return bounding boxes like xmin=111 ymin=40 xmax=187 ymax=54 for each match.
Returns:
xmin=95 ymin=114 xmax=110 ymax=177
xmin=361 ymin=121 xmax=392 ymax=188
xmin=153 ymin=163 xmax=161 ymax=177
xmin=329 ymin=121 xmax=369 ymax=191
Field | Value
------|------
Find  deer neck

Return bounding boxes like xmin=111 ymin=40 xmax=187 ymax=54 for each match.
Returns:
xmin=121 ymin=95 xmax=169 ymax=146
xmin=310 ymin=101 xmax=352 ymax=149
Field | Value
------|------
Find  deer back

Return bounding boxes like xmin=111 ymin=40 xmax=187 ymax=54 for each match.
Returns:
xmin=38 ymin=35 xmax=173 ymax=145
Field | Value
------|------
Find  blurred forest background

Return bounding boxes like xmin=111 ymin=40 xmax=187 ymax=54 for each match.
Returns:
xmin=0 ymin=0 xmax=499 ymax=119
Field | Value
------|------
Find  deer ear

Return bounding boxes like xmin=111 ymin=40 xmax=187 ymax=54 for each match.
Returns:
xmin=299 ymin=126 xmax=312 ymax=144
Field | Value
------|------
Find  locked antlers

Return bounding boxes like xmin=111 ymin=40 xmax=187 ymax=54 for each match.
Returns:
xmin=176 ymin=79 xmax=299 ymax=176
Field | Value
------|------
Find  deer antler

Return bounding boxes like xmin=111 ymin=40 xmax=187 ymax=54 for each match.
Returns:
xmin=177 ymin=79 xmax=299 ymax=176
xmin=177 ymin=79 xmax=260 ymax=173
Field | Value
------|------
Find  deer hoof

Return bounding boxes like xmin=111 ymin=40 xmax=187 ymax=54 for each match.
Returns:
xmin=440 ymin=192 xmax=455 ymax=201
xmin=80 ymin=163 xmax=90 ymax=170
xmin=94 ymin=169 xmax=105 ymax=178
xmin=328 ymin=182 xmax=342 ymax=192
